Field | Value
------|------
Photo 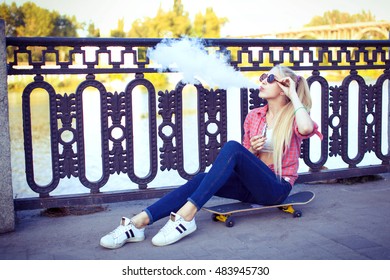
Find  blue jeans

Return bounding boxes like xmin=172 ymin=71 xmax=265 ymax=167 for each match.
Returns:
xmin=145 ymin=140 xmax=292 ymax=224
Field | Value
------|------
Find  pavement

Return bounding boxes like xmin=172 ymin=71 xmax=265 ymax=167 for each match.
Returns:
xmin=1 ymin=173 xmax=390 ymax=260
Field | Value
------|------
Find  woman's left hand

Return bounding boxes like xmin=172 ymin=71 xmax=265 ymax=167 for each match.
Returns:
xmin=278 ymin=77 xmax=297 ymax=100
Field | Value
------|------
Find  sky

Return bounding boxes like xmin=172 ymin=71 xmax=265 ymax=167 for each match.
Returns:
xmin=3 ymin=0 xmax=390 ymax=37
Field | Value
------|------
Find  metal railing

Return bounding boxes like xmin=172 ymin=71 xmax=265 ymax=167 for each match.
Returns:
xmin=6 ymin=36 xmax=390 ymax=210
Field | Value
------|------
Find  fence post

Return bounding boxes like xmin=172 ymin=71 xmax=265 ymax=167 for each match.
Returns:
xmin=0 ymin=19 xmax=15 ymax=233
xmin=388 ymin=32 xmax=390 ymax=157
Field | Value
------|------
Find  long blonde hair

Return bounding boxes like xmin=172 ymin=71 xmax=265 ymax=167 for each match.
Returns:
xmin=271 ymin=65 xmax=312 ymax=178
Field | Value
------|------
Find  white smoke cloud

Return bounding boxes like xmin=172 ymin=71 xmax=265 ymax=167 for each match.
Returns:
xmin=147 ymin=37 xmax=257 ymax=90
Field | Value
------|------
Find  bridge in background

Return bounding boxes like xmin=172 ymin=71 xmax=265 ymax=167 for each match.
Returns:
xmin=245 ymin=21 xmax=390 ymax=40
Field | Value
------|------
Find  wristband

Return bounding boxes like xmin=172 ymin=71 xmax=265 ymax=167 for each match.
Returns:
xmin=294 ymin=106 xmax=306 ymax=114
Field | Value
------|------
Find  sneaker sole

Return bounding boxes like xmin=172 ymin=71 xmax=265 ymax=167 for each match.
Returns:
xmin=100 ymin=235 xmax=145 ymax=249
xmin=152 ymin=225 xmax=197 ymax=247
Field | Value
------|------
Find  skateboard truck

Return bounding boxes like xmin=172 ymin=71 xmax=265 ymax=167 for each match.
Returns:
xmin=279 ymin=205 xmax=302 ymax=218
xmin=212 ymin=214 xmax=235 ymax=227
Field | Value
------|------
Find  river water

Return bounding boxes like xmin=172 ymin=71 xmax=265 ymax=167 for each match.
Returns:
xmin=8 ymin=81 xmax=388 ymax=198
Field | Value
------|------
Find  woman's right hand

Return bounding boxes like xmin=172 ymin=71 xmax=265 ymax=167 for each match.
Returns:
xmin=249 ymin=135 xmax=266 ymax=154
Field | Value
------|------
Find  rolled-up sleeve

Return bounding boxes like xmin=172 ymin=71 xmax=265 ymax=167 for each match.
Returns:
xmin=293 ymin=119 xmax=323 ymax=140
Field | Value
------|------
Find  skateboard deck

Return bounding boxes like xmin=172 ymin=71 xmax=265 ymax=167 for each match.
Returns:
xmin=202 ymin=191 xmax=315 ymax=227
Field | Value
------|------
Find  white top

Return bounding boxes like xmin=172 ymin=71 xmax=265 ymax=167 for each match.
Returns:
xmin=262 ymin=127 xmax=273 ymax=153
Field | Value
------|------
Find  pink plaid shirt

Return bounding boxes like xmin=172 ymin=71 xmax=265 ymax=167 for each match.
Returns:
xmin=242 ymin=105 xmax=323 ymax=186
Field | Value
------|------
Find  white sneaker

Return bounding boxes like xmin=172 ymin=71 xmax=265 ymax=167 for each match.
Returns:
xmin=152 ymin=212 xmax=197 ymax=246
xmin=100 ymin=217 xmax=145 ymax=249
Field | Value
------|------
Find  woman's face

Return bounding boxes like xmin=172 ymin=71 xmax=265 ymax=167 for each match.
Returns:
xmin=258 ymin=68 xmax=283 ymax=100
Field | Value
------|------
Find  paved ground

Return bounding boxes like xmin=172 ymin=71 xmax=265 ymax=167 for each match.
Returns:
xmin=1 ymin=173 xmax=390 ymax=260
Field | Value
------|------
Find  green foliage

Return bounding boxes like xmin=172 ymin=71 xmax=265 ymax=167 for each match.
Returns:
xmin=193 ymin=8 xmax=228 ymax=38
xmin=16 ymin=2 xmax=54 ymax=36
xmin=128 ymin=1 xmax=192 ymax=38
xmin=87 ymin=22 xmax=100 ymax=37
xmin=0 ymin=1 xmax=80 ymax=37
xmin=127 ymin=0 xmax=227 ymax=38
xmin=111 ymin=18 xmax=126 ymax=37
xmin=50 ymin=13 xmax=80 ymax=37
xmin=304 ymin=9 xmax=376 ymax=27
xmin=0 ymin=2 xmax=23 ymax=36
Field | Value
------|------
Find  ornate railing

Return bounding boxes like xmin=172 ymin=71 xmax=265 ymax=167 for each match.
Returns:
xmin=6 ymin=37 xmax=390 ymax=210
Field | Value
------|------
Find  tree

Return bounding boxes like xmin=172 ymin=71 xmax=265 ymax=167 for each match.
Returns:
xmin=127 ymin=0 xmax=226 ymax=38
xmin=51 ymin=13 xmax=79 ymax=37
xmin=15 ymin=2 xmax=54 ymax=36
xmin=354 ymin=10 xmax=376 ymax=22
xmin=128 ymin=18 xmax=150 ymax=37
xmin=168 ymin=0 xmax=192 ymax=37
xmin=87 ymin=22 xmax=100 ymax=37
xmin=111 ymin=18 xmax=126 ymax=37
xmin=305 ymin=9 xmax=376 ymax=27
xmin=128 ymin=1 xmax=191 ymax=38
xmin=0 ymin=2 xmax=24 ymax=36
xmin=0 ymin=1 xmax=81 ymax=37
xmin=193 ymin=8 xmax=228 ymax=38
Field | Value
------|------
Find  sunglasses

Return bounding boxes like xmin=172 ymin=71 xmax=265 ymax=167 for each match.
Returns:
xmin=259 ymin=73 xmax=288 ymax=86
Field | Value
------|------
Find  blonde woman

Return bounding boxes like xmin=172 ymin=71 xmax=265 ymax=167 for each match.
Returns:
xmin=100 ymin=64 xmax=322 ymax=249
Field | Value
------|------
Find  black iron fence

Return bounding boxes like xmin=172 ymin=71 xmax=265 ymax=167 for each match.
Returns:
xmin=6 ymin=37 xmax=390 ymax=210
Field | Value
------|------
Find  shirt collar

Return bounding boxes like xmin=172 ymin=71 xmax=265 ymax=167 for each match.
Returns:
xmin=257 ymin=104 xmax=268 ymax=117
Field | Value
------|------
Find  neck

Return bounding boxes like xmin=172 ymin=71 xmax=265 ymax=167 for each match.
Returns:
xmin=266 ymin=99 xmax=287 ymax=128
xmin=267 ymin=99 xmax=285 ymax=117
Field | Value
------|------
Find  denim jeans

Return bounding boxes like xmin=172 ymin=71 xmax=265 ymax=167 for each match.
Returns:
xmin=145 ymin=140 xmax=292 ymax=224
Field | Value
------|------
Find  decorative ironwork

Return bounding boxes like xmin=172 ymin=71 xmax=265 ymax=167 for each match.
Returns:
xmin=57 ymin=92 xmax=78 ymax=179
xmin=22 ymin=75 xmax=60 ymax=196
xmin=8 ymin=37 xmax=390 ymax=210
xmin=158 ymin=82 xmax=227 ymax=180
xmin=329 ymin=84 xmax=343 ymax=158
xmin=304 ymin=73 xmax=329 ymax=171
xmin=203 ymin=87 xmax=227 ymax=166
xmin=6 ymin=38 xmax=390 ymax=75
xmin=124 ymin=74 xmax=158 ymax=189
xmin=158 ymin=88 xmax=178 ymax=172
xmin=374 ymin=70 xmax=390 ymax=163
xmin=107 ymin=91 xmax=127 ymax=175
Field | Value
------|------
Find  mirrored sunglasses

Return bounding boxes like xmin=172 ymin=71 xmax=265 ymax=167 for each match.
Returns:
xmin=259 ymin=73 xmax=277 ymax=83
xmin=259 ymin=73 xmax=290 ymax=87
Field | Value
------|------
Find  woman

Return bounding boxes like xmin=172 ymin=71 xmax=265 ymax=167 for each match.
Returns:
xmin=100 ymin=64 xmax=322 ymax=248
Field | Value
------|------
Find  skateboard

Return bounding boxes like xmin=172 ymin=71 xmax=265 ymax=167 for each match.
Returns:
xmin=202 ymin=191 xmax=315 ymax=227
